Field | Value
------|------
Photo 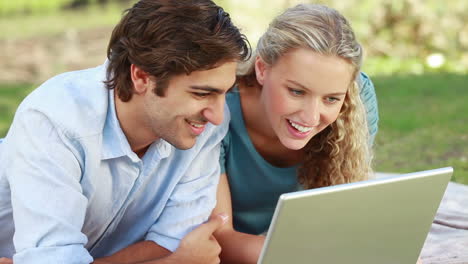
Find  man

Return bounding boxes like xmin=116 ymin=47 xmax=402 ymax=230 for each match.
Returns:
xmin=0 ymin=0 xmax=250 ymax=263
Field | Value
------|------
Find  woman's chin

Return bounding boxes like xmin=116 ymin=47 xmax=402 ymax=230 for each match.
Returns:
xmin=279 ymin=138 xmax=308 ymax=151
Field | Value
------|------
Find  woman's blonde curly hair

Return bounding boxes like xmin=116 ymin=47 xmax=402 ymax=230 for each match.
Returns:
xmin=238 ymin=4 xmax=373 ymax=188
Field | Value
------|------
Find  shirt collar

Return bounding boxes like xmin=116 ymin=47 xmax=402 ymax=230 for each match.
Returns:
xmin=101 ymin=88 xmax=137 ymax=161
xmin=142 ymin=137 xmax=173 ymax=164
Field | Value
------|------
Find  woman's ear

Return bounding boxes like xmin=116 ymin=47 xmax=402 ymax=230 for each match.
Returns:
xmin=130 ymin=64 xmax=154 ymax=95
xmin=254 ymin=56 xmax=268 ymax=86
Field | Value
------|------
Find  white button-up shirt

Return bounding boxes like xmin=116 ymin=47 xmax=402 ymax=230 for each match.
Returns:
xmin=0 ymin=63 xmax=229 ymax=263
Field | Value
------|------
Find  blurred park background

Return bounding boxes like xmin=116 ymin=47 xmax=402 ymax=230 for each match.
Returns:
xmin=0 ymin=0 xmax=467 ymax=183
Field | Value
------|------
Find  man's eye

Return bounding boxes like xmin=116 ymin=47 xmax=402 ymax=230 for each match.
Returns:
xmin=288 ymin=88 xmax=304 ymax=96
xmin=193 ymin=92 xmax=210 ymax=98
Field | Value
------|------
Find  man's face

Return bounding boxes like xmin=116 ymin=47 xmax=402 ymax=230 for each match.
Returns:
xmin=140 ymin=61 xmax=237 ymax=150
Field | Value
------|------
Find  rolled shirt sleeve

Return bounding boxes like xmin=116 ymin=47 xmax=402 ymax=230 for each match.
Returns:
xmin=4 ymin=110 xmax=93 ymax=263
xmin=145 ymin=153 xmax=221 ymax=251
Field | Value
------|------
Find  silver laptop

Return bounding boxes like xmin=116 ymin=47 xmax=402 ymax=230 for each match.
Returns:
xmin=258 ymin=167 xmax=453 ymax=264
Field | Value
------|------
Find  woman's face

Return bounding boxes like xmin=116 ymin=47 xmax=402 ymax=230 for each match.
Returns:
xmin=255 ymin=48 xmax=354 ymax=150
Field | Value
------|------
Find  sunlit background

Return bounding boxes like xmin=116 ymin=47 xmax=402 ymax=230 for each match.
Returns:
xmin=0 ymin=0 xmax=467 ymax=183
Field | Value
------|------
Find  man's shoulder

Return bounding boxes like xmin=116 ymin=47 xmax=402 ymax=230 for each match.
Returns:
xmin=17 ymin=64 xmax=109 ymax=139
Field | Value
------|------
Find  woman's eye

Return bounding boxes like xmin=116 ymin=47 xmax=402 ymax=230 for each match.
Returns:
xmin=288 ymin=88 xmax=304 ymax=96
xmin=325 ymin=97 xmax=340 ymax=103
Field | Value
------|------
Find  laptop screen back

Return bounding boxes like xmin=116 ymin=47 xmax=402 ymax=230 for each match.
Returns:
xmin=258 ymin=167 xmax=453 ymax=264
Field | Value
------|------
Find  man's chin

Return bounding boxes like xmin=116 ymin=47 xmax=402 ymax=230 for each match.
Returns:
xmin=168 ymin=139 xmax=197 ymax=150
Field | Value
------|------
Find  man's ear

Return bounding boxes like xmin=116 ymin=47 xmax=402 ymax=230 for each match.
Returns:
xmin=130 ymin=64 xmax=155 ymax=95
xmin=254 ymin=56 xmax=268 ymax=86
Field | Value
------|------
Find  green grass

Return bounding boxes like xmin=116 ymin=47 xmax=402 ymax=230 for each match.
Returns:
xmin=372 ymin=73 xmax=468 ymax=184
xmin=0 ymin=83 xmax=35 ymax=137
xmin=1 ymin=73 xmax=467 ymax=184
xmin=0 ymin=3 xmax=124 ymax=41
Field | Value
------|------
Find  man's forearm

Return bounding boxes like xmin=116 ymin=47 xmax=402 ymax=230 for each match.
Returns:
xmin=216 ymin=229 xmax=265 ymax=264
xmin=95 ymin=241 xmax=171 ymax=264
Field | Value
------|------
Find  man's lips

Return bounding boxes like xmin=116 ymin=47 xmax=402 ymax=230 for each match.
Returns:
xmin=186 ymin=119 xmax=206 ymax=136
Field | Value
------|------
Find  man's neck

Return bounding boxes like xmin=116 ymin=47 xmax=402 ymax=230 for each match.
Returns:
xmin=114 ymin=92 xmax=158 ymax=156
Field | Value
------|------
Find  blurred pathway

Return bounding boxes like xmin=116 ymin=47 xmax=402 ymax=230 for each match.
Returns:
xmin=0 ymin=27 xmax=112 ymax=83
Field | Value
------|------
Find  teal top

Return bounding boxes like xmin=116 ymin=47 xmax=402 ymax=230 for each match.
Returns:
xmin=219 ymin=72 xmax=379 ymax=235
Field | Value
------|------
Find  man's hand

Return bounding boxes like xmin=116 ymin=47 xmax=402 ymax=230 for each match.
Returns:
xmin=170 ymin=213 xmax=228 ymax=264
xmin=0 ymin=258 xmax=12 ymax=264
xmin=0 ymin=214 xmax=228 ymax=264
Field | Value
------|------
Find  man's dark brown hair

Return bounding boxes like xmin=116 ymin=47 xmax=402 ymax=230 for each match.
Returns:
xmin=104 ymin=0 xmax=250 ymax=101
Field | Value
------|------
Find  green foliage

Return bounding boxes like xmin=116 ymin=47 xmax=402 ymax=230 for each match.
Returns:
xmin=0 ymin=0 xmax=131 ymax=15
xmin=0 ymin=0 xmax=73 ymax=14
xmin=0 ymin=3 xmax=124 ymax=40
xmin=319 ymin=0 xmax=468 ymax=74
xmin=2 ymin=0 xmax=467 ymax=74
xmin=221 ymin=0 xmax=468 ymax=74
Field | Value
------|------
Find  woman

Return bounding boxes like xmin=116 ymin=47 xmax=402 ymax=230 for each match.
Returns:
xmin=213 ymin=4 xmax=378 ymax=263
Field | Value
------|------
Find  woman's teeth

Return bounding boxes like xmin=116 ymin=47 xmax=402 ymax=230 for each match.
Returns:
xmin=288 ymin=119 xmax=312 ymax=133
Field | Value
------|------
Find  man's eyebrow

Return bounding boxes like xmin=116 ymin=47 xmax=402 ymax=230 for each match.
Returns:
xmin=190 ymin=86 xmax=224 ymax=94
xmin=190 ymin=81 xmax=237 ymax=94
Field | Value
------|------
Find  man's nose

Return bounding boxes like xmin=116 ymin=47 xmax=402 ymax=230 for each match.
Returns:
xmin=202 ymin=97 xmax=225 ymax=126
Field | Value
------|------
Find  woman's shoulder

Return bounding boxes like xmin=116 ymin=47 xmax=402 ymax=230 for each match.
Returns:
xmin=357 ymin=72 xmax=379 ymax=143
xmin=226 ymin=87 xmax=241 ymax=108
xmin=357 ymin=72 xmax=376 ymax=96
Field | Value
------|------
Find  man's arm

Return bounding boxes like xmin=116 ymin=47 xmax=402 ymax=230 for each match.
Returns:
xmin=97 ymin=122 xmax=232 ymax=264
xmin=213 ymin=173 xmax=265 ymax=264
xmin=95 ymin=214 xmax=228 ymax=264
xmin=94 ymin=241 xmax=170 ymax=263
xmin=3 ymin=111 xmax=92 ymax=263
